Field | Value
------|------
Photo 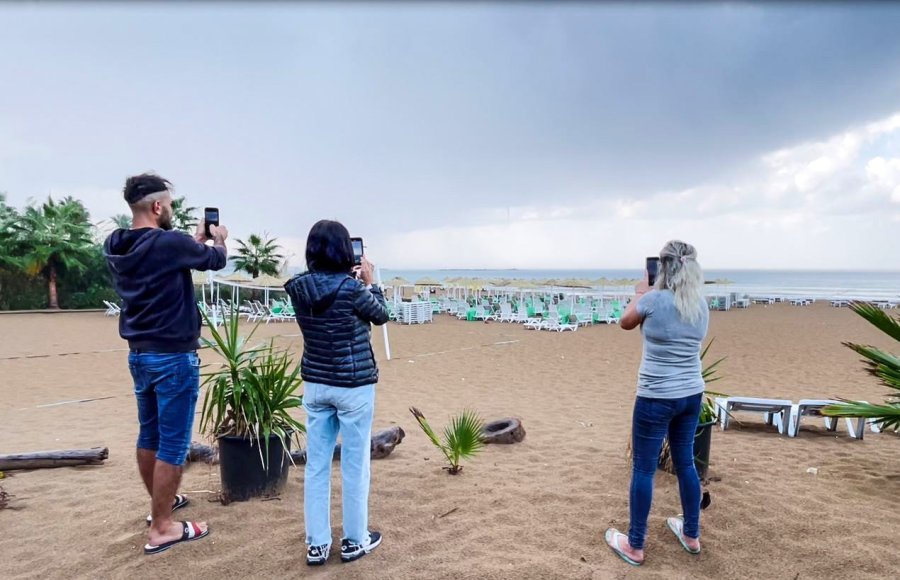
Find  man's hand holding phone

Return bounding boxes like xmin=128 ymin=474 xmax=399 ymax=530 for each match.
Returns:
xmin=210 ymin=224 xmax=228 ymax=245
xmin=194 ymin=218 xmax=209 ymax=244
xmin=194 ymin=218 xmax=228 ymax=246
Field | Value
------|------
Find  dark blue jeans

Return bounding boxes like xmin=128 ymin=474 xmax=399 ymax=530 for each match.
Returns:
xmin=629 ymin=393 xmax=703 ymax=550
xmin=128 ymin=351 xmax=200 ymax=466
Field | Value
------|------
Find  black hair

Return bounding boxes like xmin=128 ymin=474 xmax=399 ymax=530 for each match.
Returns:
xmin=305 ymin=219 xmax=354 ymax=274
xmin=124 ymin=173 xmax=171 ymax=205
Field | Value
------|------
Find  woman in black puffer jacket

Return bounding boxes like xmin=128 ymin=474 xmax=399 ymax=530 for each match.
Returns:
xmin=284 ymin=220 xmax=389 ymax=566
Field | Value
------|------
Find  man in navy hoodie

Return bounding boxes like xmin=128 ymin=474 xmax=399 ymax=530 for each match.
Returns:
xmin=105 ymin=173 xmax=227 ymax=555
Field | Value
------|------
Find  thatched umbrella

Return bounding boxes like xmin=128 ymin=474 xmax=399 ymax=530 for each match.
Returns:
xmin=191 ymin=271 xmax=211 ymax=303
xmin=249 ymin=274 xmax=289 ymax=304
xmin=252 ymin=274 xmax=288 ymax=287
xmin=414 ymin=276 xmax=441 ymax=300
xmin=214 ymin=271 xmax=252 ymax=304
xmin=191 ymin=271 xmax=209 ymax=286
xmin=217 ymin=271 xmax=251 ymax=282
xmin=386 ymin=276 xmax=410 ymax=287
xmin=559 ymin=278 xmax=593 ymax=289
xmin=414 ymin=276 xmax=441 ymax=286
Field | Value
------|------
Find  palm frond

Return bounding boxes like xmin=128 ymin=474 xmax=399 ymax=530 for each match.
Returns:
xmin=823 ymin=302 xmax=900 ymax=431
xmin=443 ymin=410 xmax=485 ymax=470
xmin=700 ymin=337 xmax=727 ymax=384
xmin=850 ymin=302 xmax=900 ymax=342
xmin=822 ymin=400 xmax=900 ymax=431
xmin=410 ymin=407 xmax=447 ymax=453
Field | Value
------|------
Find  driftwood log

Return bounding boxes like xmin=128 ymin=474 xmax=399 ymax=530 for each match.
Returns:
xmin=0 ymin=447 xmax=109 ymax=471
xmin=481 ymin=418 xmax=526 ymax=444
xmin=291 ymin=426 xmax=406 ymax=464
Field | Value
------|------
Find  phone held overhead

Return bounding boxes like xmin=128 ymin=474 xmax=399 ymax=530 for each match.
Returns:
xmin=646 ymin=256 xmax=660 ymax=287
xmin=351 ymin=237 xmax=364 ymax=266
xmin=204 ymin=207 xmax=219 ymax=238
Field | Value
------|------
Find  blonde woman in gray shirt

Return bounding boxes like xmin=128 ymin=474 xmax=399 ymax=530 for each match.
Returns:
xmin=605 ymin=240 xmax=710 ymax=567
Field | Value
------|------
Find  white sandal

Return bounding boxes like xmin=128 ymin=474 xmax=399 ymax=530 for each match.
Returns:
xmin=666 ymin=517 xmax=701 ymax=554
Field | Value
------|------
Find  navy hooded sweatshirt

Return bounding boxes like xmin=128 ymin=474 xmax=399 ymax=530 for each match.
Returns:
xmin=104 ymin=228 xmax=226 ymax=352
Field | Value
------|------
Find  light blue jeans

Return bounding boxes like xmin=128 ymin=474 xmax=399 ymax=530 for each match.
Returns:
xmin=303 ymin=381 xmax=375 ymax=547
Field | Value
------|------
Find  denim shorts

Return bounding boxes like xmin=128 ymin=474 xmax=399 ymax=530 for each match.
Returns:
xmin=128 ymin=351 xmax=201 ymax=466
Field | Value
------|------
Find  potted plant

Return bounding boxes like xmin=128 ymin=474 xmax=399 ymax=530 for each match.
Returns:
xmin=199 ymin=307 xmax=305 ymax=503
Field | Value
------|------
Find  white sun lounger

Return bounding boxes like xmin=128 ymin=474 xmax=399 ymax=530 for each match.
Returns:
xmin=103 ymin=300 xmax=121 ymax=317
xmin=720 ymin=397 xmax=793 ymax=435
xmin=790 ymin=399 xmax=872 ymax=439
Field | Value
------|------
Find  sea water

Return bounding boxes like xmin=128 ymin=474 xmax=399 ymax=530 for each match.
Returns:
xmin=379 ymin=269 xmax=900 ymax=301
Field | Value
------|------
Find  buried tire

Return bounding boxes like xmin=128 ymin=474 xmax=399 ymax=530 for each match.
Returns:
xmin=481 ymin=418 xmax=526 ymax=444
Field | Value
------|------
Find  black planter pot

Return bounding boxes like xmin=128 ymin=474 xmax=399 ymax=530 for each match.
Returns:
xmin=218 ymin=434 xmax=292 ymax=503
xmin=694 ymin=420 xmax=716 ymax=479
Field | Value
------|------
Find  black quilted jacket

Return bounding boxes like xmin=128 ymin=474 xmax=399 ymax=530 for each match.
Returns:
xmin=284 ymin=271 xmax=389 ymax=388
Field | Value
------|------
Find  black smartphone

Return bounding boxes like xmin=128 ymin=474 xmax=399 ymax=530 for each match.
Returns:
xmin=204 ymin=207 xmax=219 ymax=238
xmin=646 ymin=256 xmax=660 ymax=287
xmin=350 ymin=237 xmax=364 ymax=266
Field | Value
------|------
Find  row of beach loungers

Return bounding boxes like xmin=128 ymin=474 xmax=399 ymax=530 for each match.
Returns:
xmin=104 ymin=294 xmax=899 ymax=324
xmin=716 ymin=396 xmax=882 ymax=439
xmin=438 ymin=298 xmax=623 ymax=331
xmin=195 ymin=299 xmax=296 ymax=324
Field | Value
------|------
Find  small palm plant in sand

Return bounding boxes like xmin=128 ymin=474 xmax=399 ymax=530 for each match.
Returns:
xmin=409 ymin=407 xmax=485 ymax=474
xmin=822 ymin=302 xmax=900 ymax=431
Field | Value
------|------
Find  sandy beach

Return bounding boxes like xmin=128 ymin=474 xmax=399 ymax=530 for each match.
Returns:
xmin=0 ymin=303 xmax=898 ymax=579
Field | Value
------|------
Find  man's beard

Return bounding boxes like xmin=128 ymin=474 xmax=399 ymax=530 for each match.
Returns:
xmin=159 ymin=209 xmax=174 ymax=231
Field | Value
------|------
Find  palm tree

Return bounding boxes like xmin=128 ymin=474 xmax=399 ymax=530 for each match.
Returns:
xmin=106 ymin=196 xmax=193 ymax=232
xmin=12 ymin=197 xmax=94 ymax=309
xmin=171 ymin=196 xmax=198 ymax=232
xmin=109 ymin=214 xmax=132 ymax=229
xmin=0 ymin=193 xmax=20 ymax=269
xmin=231 ymin=234 xmax=284 ymax=279
xmin=0 ymin=194 xmax=22 ymax=310
xmin=823 ymin=302 xmax=900 ymax=431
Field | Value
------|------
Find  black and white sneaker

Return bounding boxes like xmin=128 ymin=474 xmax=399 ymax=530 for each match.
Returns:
xmin=307 ymin=543 xmax=331 ymax=566
xmin=341 ymin=531 xmax=382 ymax=563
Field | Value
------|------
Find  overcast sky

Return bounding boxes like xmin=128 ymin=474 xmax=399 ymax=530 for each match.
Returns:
xmin=2 ymin=2 xmax=900 ymax=270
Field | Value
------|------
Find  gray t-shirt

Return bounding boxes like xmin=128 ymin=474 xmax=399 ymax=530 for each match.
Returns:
xmin=635 ymin=289 xmax=710 ymax=399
